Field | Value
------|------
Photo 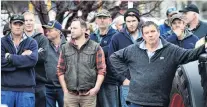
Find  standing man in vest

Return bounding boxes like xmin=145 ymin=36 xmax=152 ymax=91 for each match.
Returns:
xmin=1 ymin=14 xmax=38 ymax=107
xmin=57 ymin=18 xmax=106 ymax=107
xmin=43 ymin=20 xmax=66 ymax=107
xmin=90 ymin=9 xmax=118 ymax=107
xmin=23 ymin=11 xmax=49 ymax=107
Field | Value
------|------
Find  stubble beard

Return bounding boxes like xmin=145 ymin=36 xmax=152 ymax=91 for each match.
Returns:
xmin=127 ymin=26 xmax=138 ymax=34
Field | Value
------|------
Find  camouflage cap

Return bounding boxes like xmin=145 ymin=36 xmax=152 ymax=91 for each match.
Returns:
xmin=96 ymin=9 xmax=111 ymax=17
xmin=170 ymin=13 xmax=185 ymax=24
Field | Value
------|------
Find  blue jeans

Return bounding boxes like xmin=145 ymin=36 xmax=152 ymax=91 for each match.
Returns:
xmin=96 ymin=84 xmax=119 ymax=107
xmin=46 ymin=87 xmax=63 ymax=107
xmin=35 ymin=85 xmax=46 ymax=107
xmin=130 ymin=103 xmax=164 ymax=107
xmin=1 ymin=91 xmax=35 ymax=107
xmin=130 ymin=103 xmax=143 ymax=107
xmin=120 ymin=85 xmax=129 ymax=107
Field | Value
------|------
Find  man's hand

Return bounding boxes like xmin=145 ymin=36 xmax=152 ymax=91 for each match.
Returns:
xmin=123 ymin=79 xmax=130 ymax=85
xmin=22 ymin=50 xmax=32 ymax=55
xmin=38 ymin=48 xmax=44 ymax=53
xmin=63 ymin=88 xmax=69 ymax=94
xmin=85 ymin=87 xmax=100 ymax=96
xmin=173 ymin=28 xmax=183 ymax=38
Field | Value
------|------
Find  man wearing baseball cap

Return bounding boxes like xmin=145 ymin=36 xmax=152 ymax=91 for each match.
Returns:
xmin=43 ymin=20 xmax=66 ymax=107
xmin=159 ymin=7 xmax=178 ymax=36
xmin=163 ymin=13 xmax=199 ymax=49
xmin=90 ymin=9 xmax=118 ymax=107
xmin=179 ymin=4 xmax=207 ymax=39
xmin=1 ymin=14 xmax=38 ymax=107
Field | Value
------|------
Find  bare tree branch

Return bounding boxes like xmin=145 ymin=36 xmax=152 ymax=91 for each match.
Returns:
xmin=141 ymin=1 xmax=162 ymax=16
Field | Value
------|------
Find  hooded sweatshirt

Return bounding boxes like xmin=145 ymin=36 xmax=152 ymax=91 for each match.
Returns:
xmin=163 ymin=29 xmax=199 ymax=49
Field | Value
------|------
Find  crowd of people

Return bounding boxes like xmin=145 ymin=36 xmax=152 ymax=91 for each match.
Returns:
xmin=2 ymin=3 xmax=207 ymax=107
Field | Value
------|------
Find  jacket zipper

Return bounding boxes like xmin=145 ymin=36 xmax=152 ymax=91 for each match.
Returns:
xmin=77 ymin=51 xmax=80 ymax=91
xmin=143 ymin=50 xmax=151 ymax=63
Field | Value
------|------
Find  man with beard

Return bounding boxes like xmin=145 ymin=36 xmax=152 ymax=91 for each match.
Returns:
xmin=57 ymin=18 xmax=106 ymax=107
xmin=90 ymin=9 xmax=118 ymax=107
xmin=23 ymin=11 xmax=49 ymax=107
xmin=108 ymin=8 xmax=142 ymax=107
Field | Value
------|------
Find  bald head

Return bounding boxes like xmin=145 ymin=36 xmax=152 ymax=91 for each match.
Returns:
xmin=114 ymin=15 xmax=124 ymax=31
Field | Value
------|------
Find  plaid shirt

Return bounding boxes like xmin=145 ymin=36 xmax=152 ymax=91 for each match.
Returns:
xmin=57 ymin=39 xmax=106 ymax=76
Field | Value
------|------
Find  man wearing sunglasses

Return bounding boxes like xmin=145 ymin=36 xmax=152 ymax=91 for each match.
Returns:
xmin=159 ymin=7 xmax=178 ymax=36
xmin=1 ymin=14 xmax=38 ymax=107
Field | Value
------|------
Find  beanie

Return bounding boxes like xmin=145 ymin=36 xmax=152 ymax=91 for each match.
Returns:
xmin=124 ymin=8 xmax=140 ymax=22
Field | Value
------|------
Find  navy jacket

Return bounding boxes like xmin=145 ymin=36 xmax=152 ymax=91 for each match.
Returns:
xmin=108 ymin=27 xmax=142 ymax=84
xmin=90 ymin=26 xmax=117 ymax=57
xmin=1 ymin=33 xmax=38 ymax=93
xmin=90 ymin=26 xmax=117 ymax=84
xmin=163 ymin=29 xmax=199 ymax=49
xmin=159 ymin=19 xmax=171 ymax=36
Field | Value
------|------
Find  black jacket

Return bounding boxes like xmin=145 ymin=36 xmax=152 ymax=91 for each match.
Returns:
xmin=31 ymin=32 xmax=49 ymax=85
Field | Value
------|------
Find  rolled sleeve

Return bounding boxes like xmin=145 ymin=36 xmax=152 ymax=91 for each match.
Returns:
xmin=96 ymin=46 xmax=106 ymax=75
xmin=57 ymin=52 xmax=66 ymax=76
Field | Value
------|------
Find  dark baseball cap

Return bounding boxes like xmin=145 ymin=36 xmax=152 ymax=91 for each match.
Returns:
xmin=10 ymin=14 xmax=25 ymax=23
xmin=42 ymin=20 xmax=62 ymax=31
xmin=179 ymin=4 xmax=199 ymax=14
